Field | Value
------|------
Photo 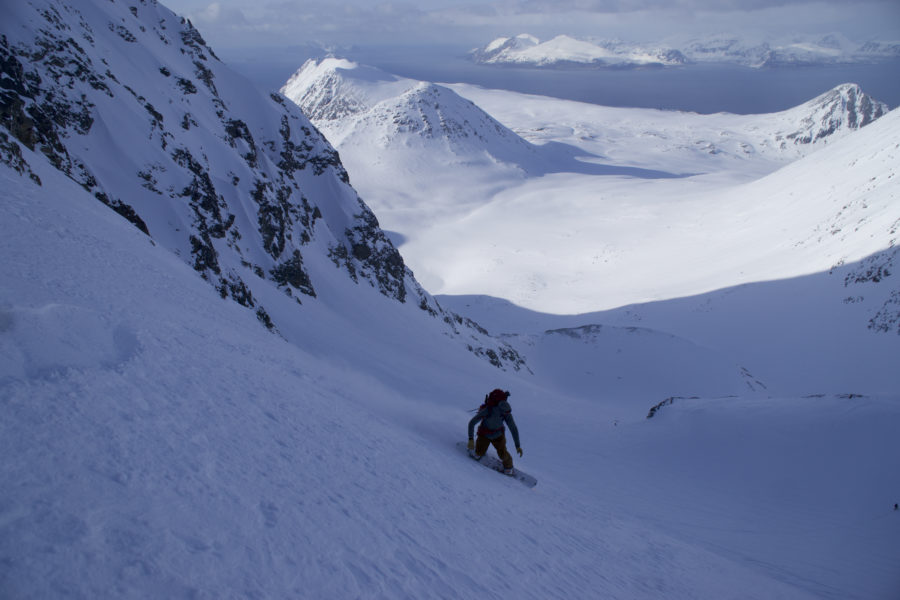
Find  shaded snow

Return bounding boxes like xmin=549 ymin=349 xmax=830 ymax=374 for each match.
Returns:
xmin=2 ymin=2 xmax=900 ymax=599
xmin=2 ymin=153 xmax=862 ymax=600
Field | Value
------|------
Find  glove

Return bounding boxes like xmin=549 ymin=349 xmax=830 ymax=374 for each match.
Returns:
xmin=516 ymin=447 xmax=523 ymax=457
xmin=467 ymin=438 xmax=475 ymax=450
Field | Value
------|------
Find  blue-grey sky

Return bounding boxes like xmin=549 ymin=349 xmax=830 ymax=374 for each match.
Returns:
xmin=164 ymin=0 xmax=900 ymax=50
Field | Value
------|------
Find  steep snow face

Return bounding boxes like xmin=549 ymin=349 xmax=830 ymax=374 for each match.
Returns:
xmin=0 ymin=0 xmax=387 ymax=309
xmin=472 ymin=32 xmax=900 ymax=68
xmin=0 ymin=0 xmax=523 ymax=369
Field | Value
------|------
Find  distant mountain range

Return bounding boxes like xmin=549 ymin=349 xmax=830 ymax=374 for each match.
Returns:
xmin=471 ymin=33 xmax=900 ymax=69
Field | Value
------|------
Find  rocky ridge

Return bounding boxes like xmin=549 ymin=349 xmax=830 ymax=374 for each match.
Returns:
xmin=0 ymin=0 xmax=524 ymax=370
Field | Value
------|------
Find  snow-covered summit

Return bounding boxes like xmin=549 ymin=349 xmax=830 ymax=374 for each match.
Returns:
xmin=735 ymin=83 xmax=892 ymax=155
xmin=0 ymin=0 xmax=523 ymax=369
xmin=281 ymin=57 xmax=417 ymax=124
xmin=777 ymin=83 xmax=889 ymax=145
xmin=281 ymin=57 xmax=537 ymax=166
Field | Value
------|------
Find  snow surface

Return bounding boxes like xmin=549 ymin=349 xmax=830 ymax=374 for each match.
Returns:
xmin=4 ymin=136 xmax=900 ymax=600
xmin=3 ymin=1 xmax=900 ymax=598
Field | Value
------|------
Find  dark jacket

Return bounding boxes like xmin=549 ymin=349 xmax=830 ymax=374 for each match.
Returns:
xmin=468 ymin=400 xmax=520 ymax=448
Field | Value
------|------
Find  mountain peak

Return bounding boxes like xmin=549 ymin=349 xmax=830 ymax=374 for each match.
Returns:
xmin=281 ymin=58 xmax=416 ymax=126
xmin=281 ymin=58 xmax=535 ymax=165
xmin=783 ymin=83 xmax=890 ymax=144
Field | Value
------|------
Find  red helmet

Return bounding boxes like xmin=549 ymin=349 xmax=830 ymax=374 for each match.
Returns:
xmin=485 ymin=388 xmax=510 ymax=406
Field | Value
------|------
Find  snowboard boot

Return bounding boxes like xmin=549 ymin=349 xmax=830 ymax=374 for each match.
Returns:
xmin=503 ymin=467 xmax=514 ymax=476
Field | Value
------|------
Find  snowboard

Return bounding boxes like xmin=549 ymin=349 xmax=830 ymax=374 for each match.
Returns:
xmin=457 ymin=441 xmax=537 ymax=488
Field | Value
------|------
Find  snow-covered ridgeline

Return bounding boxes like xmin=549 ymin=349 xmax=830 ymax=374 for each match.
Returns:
xmin=445 ymin=81 xmax=889 ymax=170
xmin=472 ymin=32 xmax=900 ymax=68
xmin=0 ymin=0 xmax=523 ymax=368
xmin=282 ymin=58 xmax=536 ymax=163
xmin=284 ymin=57 xmax=888 ymax=175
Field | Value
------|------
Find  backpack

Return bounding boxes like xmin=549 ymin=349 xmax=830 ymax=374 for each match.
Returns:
xmin=477 ymin=389 xmax=510 ymax=438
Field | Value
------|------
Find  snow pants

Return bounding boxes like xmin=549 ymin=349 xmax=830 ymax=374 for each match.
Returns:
xmin=475 ymin=433 xmax=513 ymax=470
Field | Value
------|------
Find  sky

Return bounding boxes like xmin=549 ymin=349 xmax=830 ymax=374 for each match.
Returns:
xmin=164 ymin=0 xmax=900 ymax=51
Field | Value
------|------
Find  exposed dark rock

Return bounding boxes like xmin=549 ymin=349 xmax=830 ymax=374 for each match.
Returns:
xmin=95 ymin=190 xmax=149 ymax=235
xmin=0 ymin=131 xmax=41 ymax=184
xmin=270 ymin=249 xmax=316 ymax=297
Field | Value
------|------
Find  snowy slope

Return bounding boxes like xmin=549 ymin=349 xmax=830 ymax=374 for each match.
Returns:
xmin=0 ymin=0 xmax=520 ymax=369
xmin=1 ymin=139 xmax=845 ymax=600
xmin=439 ymin=107 xmax=900 ymax=396
xmin=6 ymin=146 xmax=900 ymax=598
xmin=424 ymin=99 xmax=899 ymax=315
xmin=449 ymin=81 xmax=889 ymax=168
xmin=6 ymin=134 xmax=900 ymax=600
xmin=3 ymin=3 xmax=900 ymax=598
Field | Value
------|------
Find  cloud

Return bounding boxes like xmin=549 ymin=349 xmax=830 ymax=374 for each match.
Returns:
xmin=492 ymin=0 xmax=898 ymax=11
xmin=189 ymin=2 xmax=248 ymax=27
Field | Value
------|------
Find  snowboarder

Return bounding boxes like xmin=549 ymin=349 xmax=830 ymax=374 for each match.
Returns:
xmin=467 ymin=389 xmax=522 ymax=475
